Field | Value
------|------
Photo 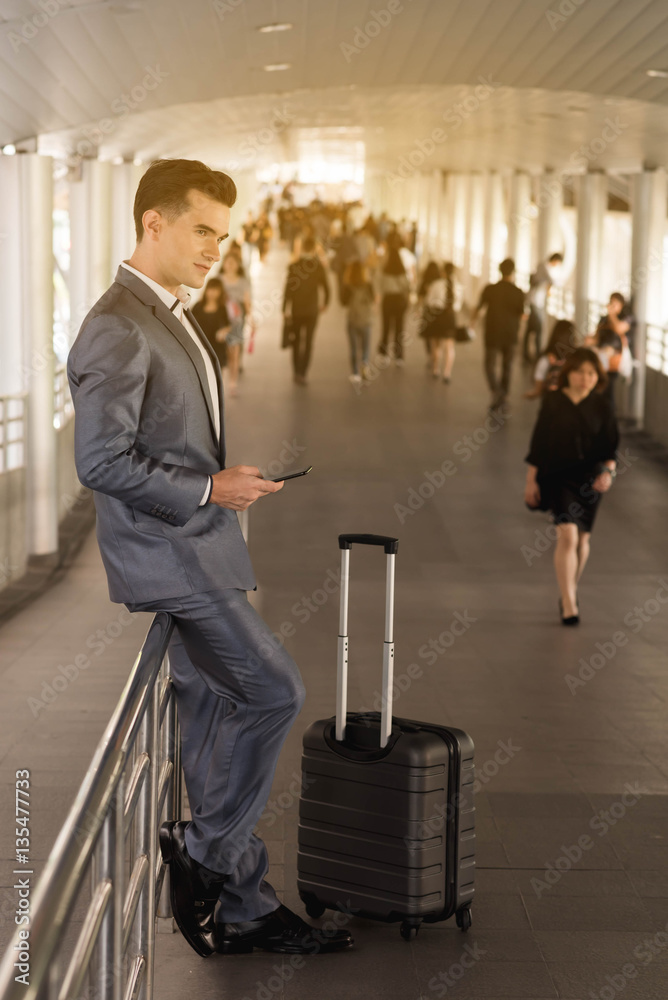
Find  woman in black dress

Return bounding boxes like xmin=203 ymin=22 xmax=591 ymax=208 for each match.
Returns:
xmin=524 ymin=348 xmax=619 ymax=625
xmin=191 ymin=278 xmax=231 ymax=369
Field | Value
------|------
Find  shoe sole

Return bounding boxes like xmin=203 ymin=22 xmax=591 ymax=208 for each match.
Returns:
xmin=159 ymin=824 xmax=214 ymax=959
xmin=260 ymin=939 xmax=355 ymax=955
xmin=220 ymin=938 xmax=354 ymax=955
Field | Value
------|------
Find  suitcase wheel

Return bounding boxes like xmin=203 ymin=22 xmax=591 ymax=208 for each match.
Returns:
xmin=400 ymin=920 xmax=421 ymax=942
xmin=301 ymin=893 xmax=327 ymax=919
xmin=455 ymin=907 xmax=472 ymax=932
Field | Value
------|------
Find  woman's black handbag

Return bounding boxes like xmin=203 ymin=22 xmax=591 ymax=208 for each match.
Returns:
xmin=455 ymin=326 xmax=475 ymax=343
xmin=281 ymin=316 xmax=295 ymax=349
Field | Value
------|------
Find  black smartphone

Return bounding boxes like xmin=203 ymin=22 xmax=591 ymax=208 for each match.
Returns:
xmin=267 ymin=465 xmax=312 ymax=483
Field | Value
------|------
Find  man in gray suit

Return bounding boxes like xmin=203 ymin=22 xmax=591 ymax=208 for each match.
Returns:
xmin=67 ymin=159 xmax=352 ymax=958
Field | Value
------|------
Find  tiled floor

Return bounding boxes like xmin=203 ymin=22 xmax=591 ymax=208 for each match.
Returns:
xmin=1 ymin=247 xmax=667 ymax=999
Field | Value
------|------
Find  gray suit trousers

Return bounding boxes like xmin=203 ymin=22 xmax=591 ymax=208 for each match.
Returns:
xmin=124 ymin=588 xmax=306 ymax=923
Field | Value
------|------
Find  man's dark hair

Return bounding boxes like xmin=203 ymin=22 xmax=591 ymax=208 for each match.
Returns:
xmin=133 ymin=159 xmax=237 ymax=241
xmin=610 ymin=291 xmax=625 ymax=307
xmin=549 ymin=253 xmax=564 ymax=263
xmin=499 ymin=258 xmax=515 ymax=277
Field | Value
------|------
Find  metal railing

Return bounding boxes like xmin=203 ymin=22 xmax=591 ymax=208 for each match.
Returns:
xmin=0 ymin=395 xmax=27 ymax=473
xmin=646 ymin=323 xmax=668 ymax=376
xmin=0 ymin=613 xmax=181 ymax=1000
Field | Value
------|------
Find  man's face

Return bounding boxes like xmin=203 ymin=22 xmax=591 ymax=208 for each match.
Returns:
xmin=145 ymin=189 xmax=230 ymax=290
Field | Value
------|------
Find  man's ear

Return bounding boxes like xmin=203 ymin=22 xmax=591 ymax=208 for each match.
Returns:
xmin=142 ymin=209 xmax=163 ymax=242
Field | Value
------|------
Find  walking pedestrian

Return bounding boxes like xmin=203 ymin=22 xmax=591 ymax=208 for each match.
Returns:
xmin=282 ymin=236 xmax=330 ymax=385
xmin=191 ymin=277 xmax=231 ymax=370
xmin=524 ymin=348 xmax=619 ymax=625
xmin=341 ymin=259 xmax=376 ymax=386
xmin=472 ymin=258 xmax=526 ymax=411
xmin=220 ymin=253 xmax=251 ymax=396
xmin=524 ymin=319 xmax=577 ymax=399
xmin=522 ymin=253 xmax=563 ymax=362
xmin=378 ymin=246 xmax=410 ymax=365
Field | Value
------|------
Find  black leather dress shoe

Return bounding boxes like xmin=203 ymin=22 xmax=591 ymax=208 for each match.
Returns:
xmin=215 ymin=903 xmax=354 ymax=955
xmin=159 ymin=821 xmax=228 ymax=957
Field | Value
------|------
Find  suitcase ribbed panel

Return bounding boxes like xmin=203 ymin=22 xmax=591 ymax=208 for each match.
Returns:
xmin=297 ymin=715 xmax=475 ymax=924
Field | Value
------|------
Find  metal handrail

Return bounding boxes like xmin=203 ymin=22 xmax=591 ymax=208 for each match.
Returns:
xmin=0 ymin=612 xmax=181 ymax=1000
xmin=646 ymin=322 xmax=668 ymax=375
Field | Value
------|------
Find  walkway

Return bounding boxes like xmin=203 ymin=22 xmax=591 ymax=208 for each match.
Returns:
xmin=1 ymin=247 xmax=667 ymax=999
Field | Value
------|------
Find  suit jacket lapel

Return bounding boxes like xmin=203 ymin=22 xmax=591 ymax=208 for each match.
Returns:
xmin=114 ymin=267 xmax=220 ymax=449
xmin=185 ymin=307 xmax=226 ymax=467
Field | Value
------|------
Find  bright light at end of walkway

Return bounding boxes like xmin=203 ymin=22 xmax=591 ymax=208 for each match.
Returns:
xmin=264 ymin=63 xmax=291 ymax=72
xmin=258 ymin=23 xmax=292 ymax=33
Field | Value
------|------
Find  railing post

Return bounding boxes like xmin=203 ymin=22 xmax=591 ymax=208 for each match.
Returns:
xmin=92 ymin=811 xmax=116 ymax=1000
xmin=157 ymin=657 xmax=180 ymax=928
xmin=132 ymin=680 xmax=159 ymax=1000
xmin=112 ymin=778 xmax=125 ymax=1000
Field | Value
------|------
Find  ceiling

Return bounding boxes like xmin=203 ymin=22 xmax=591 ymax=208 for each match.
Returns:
xmin=3 ymin=0 xmax=668 ymax=175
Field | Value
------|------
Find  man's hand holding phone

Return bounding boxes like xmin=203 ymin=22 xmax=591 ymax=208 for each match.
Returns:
xmin=210 ymin=465 xmax=283 ymax=510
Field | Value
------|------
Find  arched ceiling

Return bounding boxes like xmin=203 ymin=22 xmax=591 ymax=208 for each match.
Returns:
xmin=3 ymin=0 xmax=668 ymax=173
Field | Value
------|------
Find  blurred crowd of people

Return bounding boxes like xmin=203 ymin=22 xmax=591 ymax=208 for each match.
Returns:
xmin=193 ymin=191 xmax=636 ymax=421
xmin=191 ymin=189 xmax=632 ymax=629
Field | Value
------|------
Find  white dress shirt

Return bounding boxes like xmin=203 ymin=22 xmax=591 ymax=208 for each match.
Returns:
xmin=121 ymin=262 xmax=219 ymax=505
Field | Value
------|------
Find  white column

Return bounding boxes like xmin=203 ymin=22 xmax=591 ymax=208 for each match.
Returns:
xmin=467 ymin=173 xmax=485 ymax=283
xmin=439 ymin=172 xmax=455 ymax=261
xmin=0 ymin=155 xmax=24 ymax=395
xmin=451 ymin=174 xmax=469 ymax=271
xmin=68 ymin=166 xmax=89 ymax=342
xmin=482 ymin=172 xmax=506 ymax=284
xmin=20 ymin=154 xmax=59 ymax=556
xmin=507 ymin=171 xmax=532 ymax=289
xmin=630 ymin=168 xmax=667 ymax=425
xmin=427 ymin=169 xmax=442 ymax=256
xmin=417 ymin=173 xmax=430 ymax=252
xmin=69 ymin=159 xmax=113 ymax=341
xmin=536 ymin=170 xmax=564 ymax=263
xmin=90 ymin=159 xmax=113 ymax=300
xmin=574 ymin=171 xmax=607 ymax=334
xmin=111 ymin=161 xmax=140 ymax=270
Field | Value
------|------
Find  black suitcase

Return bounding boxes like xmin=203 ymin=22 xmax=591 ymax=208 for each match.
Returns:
xmin=297 ymin=533 xmax=475 ymax=941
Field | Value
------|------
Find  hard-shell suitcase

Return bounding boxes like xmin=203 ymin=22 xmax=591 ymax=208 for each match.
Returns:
xmin=297 ymin=533 xmax=475 ymax=941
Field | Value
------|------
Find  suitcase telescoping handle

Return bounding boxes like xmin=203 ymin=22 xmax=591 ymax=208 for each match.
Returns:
xmin=336 ymin=533 xmax=399 ymax=748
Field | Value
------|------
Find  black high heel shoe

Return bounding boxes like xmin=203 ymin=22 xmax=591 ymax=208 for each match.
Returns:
xmin=559 ymin=598 xmax=580 ymax=626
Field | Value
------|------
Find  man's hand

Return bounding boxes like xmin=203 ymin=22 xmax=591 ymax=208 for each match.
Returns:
xmin=209 ymin=465 xmax=283 ymax=510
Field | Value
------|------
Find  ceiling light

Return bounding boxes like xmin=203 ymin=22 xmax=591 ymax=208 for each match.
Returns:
xmin=133 ymin=157 xmax=143 ymax=166
xmin=646 ymin=69 xmax=668 ymax=78
xmin=2 ymin=144 xmax=16 ymax=155
xmin=112 ymin=155 xmax=124 ymax=165
xmin=263 ymin=63 xmax=291 ymax=71
xmin=258 ymin=22 xmax=292 ymax=33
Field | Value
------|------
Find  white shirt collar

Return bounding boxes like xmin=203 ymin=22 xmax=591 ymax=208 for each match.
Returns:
xmin=120 ymin=261 xmax=192 ymax=311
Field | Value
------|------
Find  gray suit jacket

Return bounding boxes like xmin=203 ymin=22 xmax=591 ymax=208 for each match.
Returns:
xmin=67 ymin=266 xmax=256 ymax=603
